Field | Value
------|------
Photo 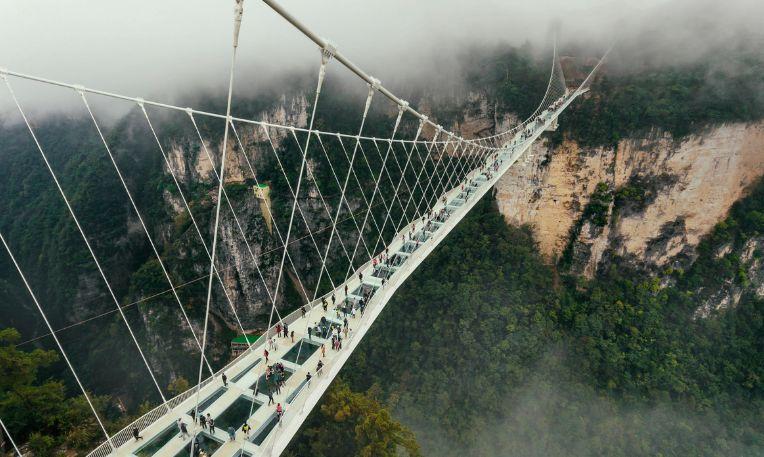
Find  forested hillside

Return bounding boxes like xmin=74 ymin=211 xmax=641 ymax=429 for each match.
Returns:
xmin=2 ymin=36 xmax=763 ymax=456
xmin=287 ymin=188 xmax=763 ymax=456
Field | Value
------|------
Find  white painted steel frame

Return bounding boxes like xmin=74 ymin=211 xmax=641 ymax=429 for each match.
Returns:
xmin=87 ymin=87 xmax=582 ymax=457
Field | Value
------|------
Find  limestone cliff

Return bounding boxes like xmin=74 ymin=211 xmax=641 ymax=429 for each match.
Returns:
xmin=494 ymin=121 xmax=764 ymax=279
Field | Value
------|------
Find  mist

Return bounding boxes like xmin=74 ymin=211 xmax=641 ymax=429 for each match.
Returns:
xmin=1 ymin=0 xmax=762 ymax=119
xmin=397 ymin=349 xmax=761 ymax=457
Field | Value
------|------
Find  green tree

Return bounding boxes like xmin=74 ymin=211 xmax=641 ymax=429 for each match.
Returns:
xmin=285 ymin=379 xmax=421 ymax=457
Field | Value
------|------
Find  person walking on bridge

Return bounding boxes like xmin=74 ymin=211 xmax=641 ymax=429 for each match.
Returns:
xmin=276 ymin=403 xmax=284 ymax=422
xmin=207 ymin=415 xmax=215 ymax=434
xmin=178 ymin=419 xmax=189 ymax=439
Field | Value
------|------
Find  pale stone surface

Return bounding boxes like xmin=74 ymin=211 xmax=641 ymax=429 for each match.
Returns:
xmin=495 ymin=121 xmax=764 ymax=276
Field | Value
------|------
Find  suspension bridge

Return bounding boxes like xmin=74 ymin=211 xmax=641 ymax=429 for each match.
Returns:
xmin=0 ymin=0 xmax=609 ymax=456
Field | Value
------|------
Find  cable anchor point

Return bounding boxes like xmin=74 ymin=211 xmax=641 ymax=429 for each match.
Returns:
xmin=321 ymin=41 xmax=337 ymax=65
xmin=233 ymin=0 xmax=245 ymax=49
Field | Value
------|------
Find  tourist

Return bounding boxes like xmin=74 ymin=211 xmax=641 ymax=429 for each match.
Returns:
xmin=276 ymin=403 xmax=284 ymax=421
xmin=317 ymin=360 xmax=324 ymax=377
xmin=321 ymin=344 xmax=325 ymax=358
xmin=208 ymin=415 xmax=215 ymax=434
xmin=242 ymin=422 xmax=250 ymax=437
xmin=268 ymin=389 xmax=274 ymax=406
xmin=132 ymin=427 xmax=143 ymax=441
xmin=178 ymin=419 xmax=190 ymax=439
xmin=264 ymin=348 xmax=269 ymax=363
xmin=322 ymin=297 xmax=328 ymax=311
xmin=227 ymin=426 xmax=235 ymax=441
xmin=306 ymin=371 xmax=312 ymax=386
xmin=307 ymin=327 xmax=313 ymax=340
xmin=301 ymin=305 xmax=306 ymax=318
xmin=199 ymin=414 xmax=207 ymax=429
xmin=331 ymin=293 xmax=336 ymax=306
xmin=283 ymin=323 xmax=289 ymax=339
xmin=276 ymin=323 xmax=282 ymax=338
xmin=221 ymin=372 xmax=227 ymax=387
xmin=290 ymin=330 xmax=295 ymax=343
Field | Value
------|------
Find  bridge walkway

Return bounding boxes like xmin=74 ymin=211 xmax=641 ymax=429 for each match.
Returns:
xmin=96 ymin=93 xmax=578 ymax=457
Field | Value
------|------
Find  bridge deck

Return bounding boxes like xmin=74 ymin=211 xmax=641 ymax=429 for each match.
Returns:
xmin=91 ymin=94 xmax=579 ymax=457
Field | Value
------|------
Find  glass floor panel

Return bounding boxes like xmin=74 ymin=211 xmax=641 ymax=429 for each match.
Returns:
xmin=424 ymin=222 xmax=440 ymax=233
xmin=134 ymin=424 xmax=178 ymax=457
xmin=251 ymin=414 xmax=280 ymax=446
xmin=372 ymin=266 xmax=394 ymax=279
xmin=389 ymin=254 xmax=407 ymax=267
xmin=250 ymin=368 xmax=293 ymax=395
xmin=399 ymin=242 xmax=419 ymax=253
xmin=231 ymin=358 xmax=262 ymax=383
xmin=282 ymin=339 xmax=321 ymax=365
xmin=214 ymin=395 xmax=261 ymax=432
xmin=172 ymin=433 xmax=222 ymax=457
xmin=352 ymin=283 xmax=379 ymax=298
xmin=233 ymin=451 xmax=253 ymax=457
xmin=413 ymin=232 xmax=430 ymax=242
xmin=312 ymin=317 xmax=342 ymax=339
xmin=286 ymin=379 xmax=309 ymax=404
xmin=188 ymin=387 xmax=226 ymax=415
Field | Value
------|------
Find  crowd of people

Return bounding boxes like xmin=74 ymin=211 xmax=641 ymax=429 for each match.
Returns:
xmin=129 ymin=161 xmax=494 ymax=452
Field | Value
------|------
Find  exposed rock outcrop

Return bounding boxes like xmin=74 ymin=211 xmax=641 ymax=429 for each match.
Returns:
xmin=495 ymin=121 xmax=764 ymax=277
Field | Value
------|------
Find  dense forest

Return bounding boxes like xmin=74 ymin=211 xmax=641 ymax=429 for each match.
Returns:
xmin=288 ymin=185 xmax=763 ymax=456
xmin=2 ymin=35 xmax=764 ymax=455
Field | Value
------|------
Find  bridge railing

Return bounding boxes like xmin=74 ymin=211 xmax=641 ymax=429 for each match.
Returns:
xmin=88 ymin=96 xmax=581 ymax=457
xmin=87 ymin=264 xmax=379 ymax=456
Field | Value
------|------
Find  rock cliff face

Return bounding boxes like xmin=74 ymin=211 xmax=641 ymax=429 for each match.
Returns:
xmin=494 ymin=121 xmax=764 ymax=278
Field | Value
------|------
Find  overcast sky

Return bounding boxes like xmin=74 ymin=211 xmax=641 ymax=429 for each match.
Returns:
xmin=1 ymin=0 xmax=761 ymax=115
